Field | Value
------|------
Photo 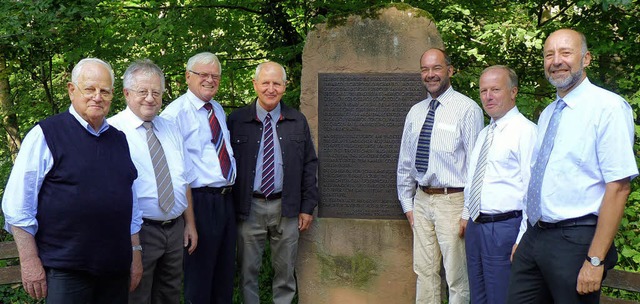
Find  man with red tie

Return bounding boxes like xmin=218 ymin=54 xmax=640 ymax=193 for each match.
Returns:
xmin=161 ymin=52 xmax=237 ymax=304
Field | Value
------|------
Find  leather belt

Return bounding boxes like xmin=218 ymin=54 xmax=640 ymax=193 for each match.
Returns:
xmin=143 ymin=217 xmax=179 ymax=227
xmin=537 ymin=214 xmax=598 ymax=229
xmin=192 ymin=186 xmax=232 ymax=195
xmin=475 ymin=210 xmax=522 ymax=223
xmin=252 ymin=192 xmax=282 ymax=200
xmin=419 ymin=186 xmax=464 ymax=195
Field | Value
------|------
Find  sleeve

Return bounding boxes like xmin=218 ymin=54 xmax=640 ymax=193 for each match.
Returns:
xmin=300 ymin=119 xmax=319 ymax=214
xmin=515 ymin=122 xmax=538 ymax=244
xmin=397 ymin=113 xmax=417 ymax=213
xmin=596 ymin=99 xmax=638 ymax=182
xmin=1 ymin=126 xmax=53 ymax=235
xmin=130 ymin=185 xmax=142 ymax=235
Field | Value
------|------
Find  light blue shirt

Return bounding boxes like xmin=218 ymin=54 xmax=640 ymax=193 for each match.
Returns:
xmin=161 ymin=89 xmax=236 ymax=188
xmin=109 ymin=107 xmax=196 ymax=221
xmin=535 ymin=78 xmax=638 ymax=222
xmin=1 ymin=105 xmax=142 ymax=235
xmin=253 ymin=102 xmax=283 ymax=193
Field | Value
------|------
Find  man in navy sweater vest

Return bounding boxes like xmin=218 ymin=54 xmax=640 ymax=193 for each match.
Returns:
xmin=1 ymin=58 xmax=142 ymax=304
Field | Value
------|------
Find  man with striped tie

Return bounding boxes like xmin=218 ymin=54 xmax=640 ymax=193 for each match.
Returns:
xmin=462 ymin=65 xmax=536 ymax=304
xmin=397 ymin=48 xmax=484 ymax=303
xmin=507 ymin=29 xmax=637 ymax=304
xmin=227 ymin=61 xmax=318 ymax=304
xmin=108 ymin=59 xmax=197 ymax=303
xmin=161 ymin=52 xmax=237 ymax=304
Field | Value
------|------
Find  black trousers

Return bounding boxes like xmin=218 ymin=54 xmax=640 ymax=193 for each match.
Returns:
xmin=507 ymin=221 xmax=616 ymax=304
xmin=45 ymin=268 xmax=128 ymax=304
xmin=183 ymin=189 xmax=236 ymax=304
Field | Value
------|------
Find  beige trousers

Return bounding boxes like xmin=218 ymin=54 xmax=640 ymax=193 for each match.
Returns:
xmin=413 ymin=190 xmax=469 ymax=304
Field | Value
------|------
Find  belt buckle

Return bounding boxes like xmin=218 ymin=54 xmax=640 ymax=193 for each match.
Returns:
xmin=221 ymin=187 xmax=231 ymax=195
xmin=161 ymin=220 xmax=172 ymax=226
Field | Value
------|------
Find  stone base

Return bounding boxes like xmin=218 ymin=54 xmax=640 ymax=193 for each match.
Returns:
xmin=297 ymin=218 xmax=416 ymax=303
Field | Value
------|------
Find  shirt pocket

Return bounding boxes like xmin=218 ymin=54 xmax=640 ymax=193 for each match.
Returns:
xmin=431 ymin=123 xmax=457 ymax=153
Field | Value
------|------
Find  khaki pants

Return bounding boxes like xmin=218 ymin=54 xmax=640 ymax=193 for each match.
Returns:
xmin=413 ymin=190 xmax=469 ymax=304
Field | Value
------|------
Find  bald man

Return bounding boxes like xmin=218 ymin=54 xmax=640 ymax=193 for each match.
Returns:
xmin=227 ymin=61 xmax=318 ymax=304
xmin=507 ymin=29 xmax=637 ymax=303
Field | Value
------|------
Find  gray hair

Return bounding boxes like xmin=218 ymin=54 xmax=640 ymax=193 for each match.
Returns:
xmin=123 ymin=59 xmax=165 ymax=91
xmin=481 ymin=65 xmax=518 ymax=89
xmin=186 ymin=52 xmax=222 ymax=74
xmin=254 ymin=61 xmax=287 ymax=82
xmin=71 ymin=58 xmax=115 ymax=86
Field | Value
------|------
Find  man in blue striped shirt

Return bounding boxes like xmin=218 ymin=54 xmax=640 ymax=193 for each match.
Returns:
xmin=397 ymin=48 xmax=484 ymax=304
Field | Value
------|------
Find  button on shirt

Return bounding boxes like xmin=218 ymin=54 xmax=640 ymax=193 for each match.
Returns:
xmin=397 ymin=86 xmax=484 ymax=213
xmin=1 ymin=105 xmax=142 ymax=235
xmin=109 ymin=107 xmax=196 ymax=221
xmin=535 ymin=78 xmax=638 ymax=223
xmin=160 ymin=89 xmax=236 ymax=188
xmin=462 ymin=107 xmax=537 ymax=242
xmin=253 ymin=103 xmax=284 ymax=194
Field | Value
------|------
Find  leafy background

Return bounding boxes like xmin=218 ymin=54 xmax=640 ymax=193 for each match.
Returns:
xmin=0 ymin=0 xmax=638 ymax=302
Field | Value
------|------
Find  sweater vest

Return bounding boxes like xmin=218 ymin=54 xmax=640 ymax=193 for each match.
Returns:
xmin=36 ymin=112 xmax=137 ymax=275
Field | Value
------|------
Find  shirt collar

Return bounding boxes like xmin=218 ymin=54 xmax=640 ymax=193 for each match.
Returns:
xmin=256 ymin=102 xmax=282 ymax=122
xmin=69 ymin=105 xmax=109 ymax=136
xmin=186 ymin=89 xmax=218 ymax=111
xmin=492 ymin=106 xmax=520 ymax=131
xmin=555 ymin=77 xmax=591 ymax=109
xmin=428 ymin=85 xmax=455 ymax=106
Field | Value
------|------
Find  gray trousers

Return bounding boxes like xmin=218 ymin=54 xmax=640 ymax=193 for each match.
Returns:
xmin=237 ymin=197 xmax=299 ymax=304
xmin=129 ymin=216 xmax=184 ymax=304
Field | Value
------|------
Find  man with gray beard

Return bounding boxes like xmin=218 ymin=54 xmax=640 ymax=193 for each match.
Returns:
xmin=507 ymin=29 xmax=637 ymax=304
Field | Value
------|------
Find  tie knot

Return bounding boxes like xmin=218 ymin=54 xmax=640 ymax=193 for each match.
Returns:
xmin=556 ymin=99 xmax=567 ymax=111
xmin=203 ymin=102 xmax=213 ymax=112
xmin=265 ymin=113 xmax=272 ymax=122
xmin=430 ymin=99 xmax=439 ymax=111
xmin=143 ymin=121 xmax=153 ymax=130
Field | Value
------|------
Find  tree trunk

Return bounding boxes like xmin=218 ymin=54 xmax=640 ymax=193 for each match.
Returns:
xmin=0 ymin=53 xmax=21 ymax=161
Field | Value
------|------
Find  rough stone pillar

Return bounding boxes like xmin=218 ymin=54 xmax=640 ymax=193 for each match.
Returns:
xmin=298 ymin=5 xmax=444 ymax=304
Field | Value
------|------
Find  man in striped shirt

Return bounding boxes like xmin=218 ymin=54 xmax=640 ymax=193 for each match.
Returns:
xmin=397 ymin=48 xmax=484 ymax=304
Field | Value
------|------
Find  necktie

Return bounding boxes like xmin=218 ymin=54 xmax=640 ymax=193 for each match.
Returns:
xmin=203 ymin=102 xmax=233 ymax=182
xmin=468 ymin=123 xmax=496 ymax=221
xmin=415 ymin=99 xmax=440 ymax=173
xmin=260 ymin=113 xmax=275 ymax=197
xmin=526 ymin=100 xmax=567 ymax=225
xmin=143 ymin=121 xmax=175 ymax=213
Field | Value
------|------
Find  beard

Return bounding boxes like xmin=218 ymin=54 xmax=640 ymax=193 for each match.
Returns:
xmin=546 ymin=59 xmax=584 ymax=91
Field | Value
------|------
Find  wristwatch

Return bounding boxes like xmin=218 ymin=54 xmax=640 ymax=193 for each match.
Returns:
xmin=132 ymin=245 xmax=143 ymax=252
xmin=586 ymin=255 xmax=604 ymax=267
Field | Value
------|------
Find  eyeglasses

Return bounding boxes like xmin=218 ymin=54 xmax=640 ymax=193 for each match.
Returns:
xmin=131 ymin=89 xmax=163 ymax=99
xmin=188 ymin=70 xmax=221 ymax=81
xmin=73 ymin=82 xmax=114 ymax=101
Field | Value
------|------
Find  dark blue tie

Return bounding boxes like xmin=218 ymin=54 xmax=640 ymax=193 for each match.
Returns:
xmin=415 ymin=99 xmax=439 ymax=173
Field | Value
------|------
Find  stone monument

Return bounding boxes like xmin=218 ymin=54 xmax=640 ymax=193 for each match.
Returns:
xmin=297 ymin=5 xmax=445 ymax=303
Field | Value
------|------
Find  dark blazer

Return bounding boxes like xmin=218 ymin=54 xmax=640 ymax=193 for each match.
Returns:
xmin=227 ymin=101 xmax=318 ymax=220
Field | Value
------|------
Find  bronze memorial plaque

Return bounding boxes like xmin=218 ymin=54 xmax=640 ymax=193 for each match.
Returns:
xmin=318 ymin=73 xmax=427 ymax=219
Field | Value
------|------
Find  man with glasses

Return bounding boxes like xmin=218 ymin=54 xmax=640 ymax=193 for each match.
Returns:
xmin=161 ymin=52 xmax=237 ymax=304
xmin=1 ymin=58 xmax=142 ymax=303
xmin=109 ymin=59 xmax=197 ymax=303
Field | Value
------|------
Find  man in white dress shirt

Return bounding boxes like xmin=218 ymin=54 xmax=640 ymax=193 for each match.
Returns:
xmin=108 ymin=59 xmax=197 ymax=303
xmin=461 ymin=65 xmax=536 ymax=304
xmin=507 ymin=29 xmax=638 ymax=303
xmin=397 ymin=48 xmax=484 ymax=303
xmin=161 ymin=52 xmax=237 ymax=304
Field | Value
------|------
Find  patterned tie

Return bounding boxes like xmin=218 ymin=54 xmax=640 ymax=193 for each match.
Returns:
xmin=143 ymin=121 xmax=175 ymax=213
xmin=468 ymin=123 xmax=496 ymax=221
xmin=415 ymin=99 xmax=440 ymax=173
xmin=203 ymin=102 xmax=233 ymax=182
xmin=526 ymin=100 xmax=567 ymax=225
xmin=260 ymin=113 xmax=275 ymax=197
